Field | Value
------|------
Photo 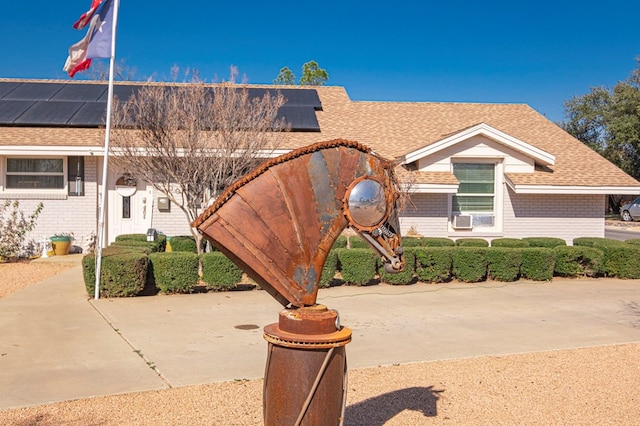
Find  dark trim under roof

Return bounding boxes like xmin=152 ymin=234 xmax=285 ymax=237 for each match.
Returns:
xmin=0 ymin=81 xmax=322 ymax=131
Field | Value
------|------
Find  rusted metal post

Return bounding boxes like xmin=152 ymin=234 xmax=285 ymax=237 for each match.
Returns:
xmin=263 ymin=305 xmax=351 ymax=425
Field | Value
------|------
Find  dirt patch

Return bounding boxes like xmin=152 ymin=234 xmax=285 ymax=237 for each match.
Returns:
xmin=0 ymin=261 xmax=73 ymax=298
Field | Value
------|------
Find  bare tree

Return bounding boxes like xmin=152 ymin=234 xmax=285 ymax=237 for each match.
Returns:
xmin=109 ymin=82 xmax=289 ymax=254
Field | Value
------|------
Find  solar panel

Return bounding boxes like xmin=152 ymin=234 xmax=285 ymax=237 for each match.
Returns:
xmin=52 ymin=84 xmax=107 ymax=102
xmin=0 ymin=100 xmax=35 ymax=124
xmin=0 ymin=81 xmax=22 ymax=99
xmin=100 ymin=84 xmax=143 ymax=102
xmin=277 ymin=106 xmax=320 ymax=131
xmin=3 ymin=82 xmax=66 ymax=101
xmin=67 ymin=102 xmax=107 ymax=126
xmin=13 ymin=101 xmax=83 ymax=125
xmin=0 ymin=82 xmax=322 ymax=130
xmin=247 ymin=87 xmax=321 ymax=109
xmin=279 ymin=89 xmax=322 ymax=109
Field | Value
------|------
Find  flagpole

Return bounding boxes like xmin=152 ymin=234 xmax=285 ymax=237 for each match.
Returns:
xmin=95 ymin=0 xmax=120 ymax=300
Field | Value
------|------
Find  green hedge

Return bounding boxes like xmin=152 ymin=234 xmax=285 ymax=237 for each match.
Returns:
xmin=335 ymin=248 xmax=378 ymax=285
xmin=349 ymin=237 xmax=369 ymax=249
xmin=554 ymin=246 xmax=604 ymax=277
xmin=332 ymin=235 xmax=348 ymax=249
xmin=319 ymin=250 xmax=339 ymax=288
xmin=487 ymin=248 xmax=522 ymax=281
xmin=415 ymin=247 xmax=453 ymax=283
xmin=574 ymin=237 xmax=640 ymax=278
xmin=148 ymin=252 xmax=199 ymax=293
xmin=168 ymin=235 xmax=198 ymax=253
xmin=379 ymin=248 xmax=417 ymax=285
xmin=201 ymin=252 xmax=243 ymax=290
xmin=421 ymin=237 xmax=456 ymax=247
xmin=523 ymin=237 xmax=566 ymax=248
xmin=83 ymin=252 xmax=148 ymax=297
xmin=520 ymin=248 xmax=555 ymax=281
xmin=491 ymin=238 xmax=529 ymax=248
xmin=114 ymin=233 xmax=166 ymax=252
xmin=401 ymin=237 xmax=425 ymax=247
xmin=455 ymin=238 xmax=489 ymax=247
xmin=452 ymin=247 xmax=488 ymax=282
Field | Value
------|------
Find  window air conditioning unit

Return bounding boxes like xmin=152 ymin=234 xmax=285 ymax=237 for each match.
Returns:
xmin=452 ymin=215 xmax=472 ymax=230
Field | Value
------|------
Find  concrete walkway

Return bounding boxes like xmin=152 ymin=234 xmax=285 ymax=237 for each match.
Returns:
xmin=1 ymin=256 xmax=639 ymax=409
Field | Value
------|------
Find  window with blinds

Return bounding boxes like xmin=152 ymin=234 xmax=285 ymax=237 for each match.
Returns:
xmin=452 ymin=163 xmax=495 ymax=227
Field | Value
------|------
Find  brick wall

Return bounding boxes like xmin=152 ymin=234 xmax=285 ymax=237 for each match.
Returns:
xmin=13 ymin=156 xmax=98 ymax=252
xmin=399 ymin=193 xmax=450 ymax=237
xmin=503 ymin=190 xmax=605 ymax=244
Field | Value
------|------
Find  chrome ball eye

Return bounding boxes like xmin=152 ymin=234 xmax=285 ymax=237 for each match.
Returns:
xmin=346 ymin=179 xmax=387 ymax=228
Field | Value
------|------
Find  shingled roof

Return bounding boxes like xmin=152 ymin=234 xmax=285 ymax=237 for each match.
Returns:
xmin=0 ymin=79 xmax=638 ymax=191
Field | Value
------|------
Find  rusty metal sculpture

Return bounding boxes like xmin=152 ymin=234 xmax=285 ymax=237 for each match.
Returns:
xmin=194 ymin=139 xmax=404 ymax=425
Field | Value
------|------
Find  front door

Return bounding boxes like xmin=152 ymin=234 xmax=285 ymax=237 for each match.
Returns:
xmin=107 ymin=174 xmax=152 ymax=244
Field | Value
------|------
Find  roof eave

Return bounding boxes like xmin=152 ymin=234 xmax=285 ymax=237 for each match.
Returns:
xmin=401 ymin=122 xmax=556 ymax=166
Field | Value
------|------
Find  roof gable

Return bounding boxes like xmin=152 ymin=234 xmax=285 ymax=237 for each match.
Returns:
xmin=401 ymin=122 xmax=555 ymax=166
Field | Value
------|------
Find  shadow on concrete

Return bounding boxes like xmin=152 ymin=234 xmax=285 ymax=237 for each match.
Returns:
xmin=344 ymin=386 xmax=444 ymax=425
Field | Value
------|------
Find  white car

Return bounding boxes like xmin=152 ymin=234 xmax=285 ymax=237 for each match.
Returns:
xmin=621 ymin=197 xmax=640 ymax=221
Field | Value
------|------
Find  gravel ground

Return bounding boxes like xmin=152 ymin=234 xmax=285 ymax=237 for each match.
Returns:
xmin=0 ymin=261 xmax=73 ymax=299
xmin=1 ymin=259 xmax=639 ymax=425
xmin=1 ymin=344 xmax=638 ymax=425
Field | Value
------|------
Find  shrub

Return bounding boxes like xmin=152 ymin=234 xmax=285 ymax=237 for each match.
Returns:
xmin=554 ymin=246 xmax=604 ymax=277
xmin=349 ymin=237 xmax=369 ymax=249
xmin=335 ymin=248 xmax=378 ymax=285
xmin=520 ymin=248 xmax=555 ymax=281
xmin=319 ymin=250 xmax=339 ymax=288
xmin=401 ymin=237 xmax=425 ymax=248
xmin=111 ymin=240 xmax=160 ymax=254
xmin=201 ymin=252 xmax=243 ymax=290
xmin=113 ymin=233 xmax=166 ymax=252
xmin=168 ymin=235 xmax=197 ymax=253
xmin=419 ymin=237 xmax=456 ymax=247
xmin=0 ymin=200 xmax=43 ymax=260
xmin=83 ymin=252 xmax=148 ymax=297
xmin=487 ymin=248 xmax=522 ymax=281
xmin=115 ymin=233 xmax=147 ymax=242
xmin=573 ymin=237 xmax=624 ymax=248
xmin=149 ymin=252 xmax=199 ymax=293
xmin=332 ymin=235 xmax=348 ymax=249
xmin=523 ymin=237 xmax=566 ymax=248
xmin=415 ymin=247 xmax=453 ymax=283
xmin=574 ymin=237 xmax=640 ymax=278
xmin=455 ymin=238 xmax=489 ymax=247
xmin=452 ymin=247 xmax=488 ymax=282
xmin=491 ymin=238 xmax=529 ymax=248
xmin=379 ymin=248 xmax=416 ymax=285
xmin=602 ymin=245 xmax=640 ymax=278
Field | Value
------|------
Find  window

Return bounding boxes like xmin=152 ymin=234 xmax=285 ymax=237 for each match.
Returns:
xmin=452 ymin=163 xmax=495 ymax=227
xmin=5 ymin=158 xmax=64 ymax=190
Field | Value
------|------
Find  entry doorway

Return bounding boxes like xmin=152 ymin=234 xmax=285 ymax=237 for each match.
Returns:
xmin=107 ymin=173 xmax=153 ymax=244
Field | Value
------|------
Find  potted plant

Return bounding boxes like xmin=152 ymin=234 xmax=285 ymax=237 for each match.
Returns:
xmin=49 ymin=233 xmax=74 ymax=256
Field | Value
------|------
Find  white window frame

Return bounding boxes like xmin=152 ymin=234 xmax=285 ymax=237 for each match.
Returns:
xmin=449 ymin=159 xmax=503 ymax=232
xmin=1 ymin=156 xmax=68 ymax=194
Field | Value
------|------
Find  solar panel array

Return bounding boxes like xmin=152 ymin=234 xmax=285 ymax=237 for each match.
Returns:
xmin=0 ymin=81 xmax=322 ymax=131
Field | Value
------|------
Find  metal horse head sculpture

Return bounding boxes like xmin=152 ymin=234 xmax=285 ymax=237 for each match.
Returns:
xmin=194 ymin=139 xmax=404 ymax=307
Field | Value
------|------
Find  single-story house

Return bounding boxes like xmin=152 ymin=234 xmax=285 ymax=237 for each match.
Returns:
xmin=0 ymin=78 xmax=638 ymax=252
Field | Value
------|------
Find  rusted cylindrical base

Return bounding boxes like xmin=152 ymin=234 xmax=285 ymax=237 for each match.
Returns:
xmin=263 ymin=305 xmax=352 ymax=426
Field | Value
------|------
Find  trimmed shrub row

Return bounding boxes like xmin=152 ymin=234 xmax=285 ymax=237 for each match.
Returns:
xmin=84 ymin=235 xmax=639 ymax=297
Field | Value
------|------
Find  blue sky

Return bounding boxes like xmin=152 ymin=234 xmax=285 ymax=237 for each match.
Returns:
xmin=1 ymin=1 xmax=639 ymax=122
